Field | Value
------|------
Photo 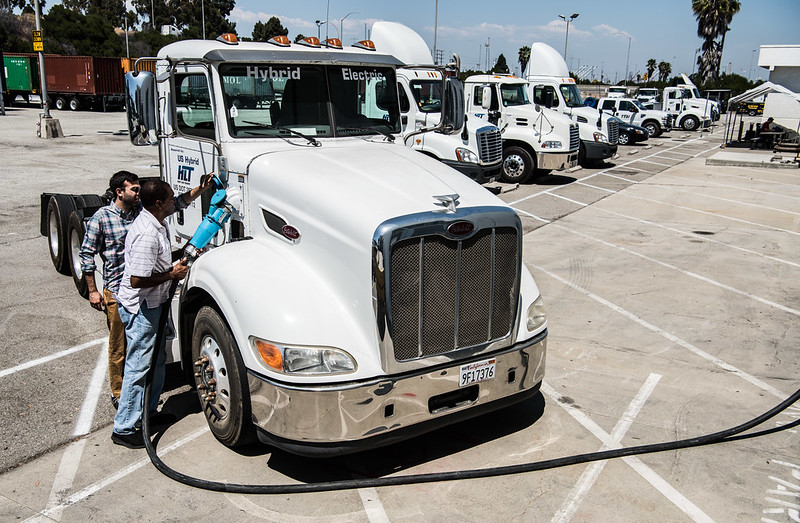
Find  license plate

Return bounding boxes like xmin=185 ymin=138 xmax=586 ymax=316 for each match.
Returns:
xmin=459 ymin=358 xmax=496 ymax=387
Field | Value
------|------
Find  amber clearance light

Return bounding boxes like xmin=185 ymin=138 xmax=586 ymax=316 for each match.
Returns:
xmin=255 ymin=340 xmax=283 ymax=370
xmin=216 ymin=33 xmax=238 ymax=44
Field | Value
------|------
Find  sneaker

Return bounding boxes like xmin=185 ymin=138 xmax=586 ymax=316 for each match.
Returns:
xmin=111 ymin=431 xmax=145 ymax=449
xmin=111 ymin=396 xmax=119 ymax=410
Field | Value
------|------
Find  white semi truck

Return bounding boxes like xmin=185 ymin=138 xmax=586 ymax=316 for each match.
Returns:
xmin=464 ymin=74 xmax=579 ymax=184
xmin=371 ymin=22 xmax=502 ymax=184
xmin=523 ymin=42 xmax=619 ymax=166
xmin=41 ymin=33 xmax=548 ymax=456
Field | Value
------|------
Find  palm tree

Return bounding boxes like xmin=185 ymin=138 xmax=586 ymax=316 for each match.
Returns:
xmin=646 ymin=59 xmax=657 ymax=82
xmin=518 ymin=46 xmax=531 ymax=75
xmin=658 ymin=61 xmax=672 ymax=82
xmin=691 ymin=0 xmax=741 ymax=82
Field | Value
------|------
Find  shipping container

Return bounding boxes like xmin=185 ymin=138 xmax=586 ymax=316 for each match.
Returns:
xmin=3 ymin=53 xmax=125 ymax=111
xmin=2 ymin=54 xmax=39 ymax=105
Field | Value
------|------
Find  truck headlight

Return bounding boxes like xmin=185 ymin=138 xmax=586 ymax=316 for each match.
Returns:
xmin=592 ymin=132 xmax=607 ymax=142
xmin=526 ymin=295 xmax=547 ymax=332
xmin=251 ymin=337 xmax=357 ymax=375
xmin=455 ymin=147 xmax=479 ymax=163
xmin=541 ymin=141 xmax=562 ymax=149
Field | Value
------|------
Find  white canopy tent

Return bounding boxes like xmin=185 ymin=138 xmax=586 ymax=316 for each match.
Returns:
xmin=723 ymin=81 xmax=800 ymax=146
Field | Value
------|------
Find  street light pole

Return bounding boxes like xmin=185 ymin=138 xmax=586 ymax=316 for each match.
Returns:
xmin=339 ymin=11 xmax=356 ymax=44
xmin=201 ymin=0 xmax=205 ymax=39
xmin=558 ymin=13 xmax=579 ymax=61
xmin=614 ymin=31 xmax=631 ymax=86
xmin=315 ymin=20 xmax=326 ymax=41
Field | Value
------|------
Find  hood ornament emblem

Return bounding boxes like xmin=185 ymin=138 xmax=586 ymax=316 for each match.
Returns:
xmin=433 ymin=194 xmax=460 ymax=214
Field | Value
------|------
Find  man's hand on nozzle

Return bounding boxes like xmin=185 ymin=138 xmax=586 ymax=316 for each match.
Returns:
xmin=170 ymin=260 xmax=190 ymax=281
xmin=200 ymin=173 xmax=216 ymax=191
xmin=89 ymin=290 xmax=105 ymax=312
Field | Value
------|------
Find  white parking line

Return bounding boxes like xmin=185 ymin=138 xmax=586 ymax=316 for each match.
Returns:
xmin=657 ymin=173 xmax=800 ymax=202
xmin=617 ymin=191 xmax=800 ymax=238
xmin=25 ymin=426 xmax=210 ymax=521
xmin=552 ymin=374 xmax=662 ymax=522
xmin=508 ymin=135 xmax=718 ymax=208
xmin=657 ymin=184 xmax=800 ymax=217
xmin=543 ymin=383 xmax=714 ymax=523
xmin=0 ymin=337 xmax=106 ymax=379
xmin=549 ymin=221 xmax=800 ymax=318
xmin=531 ymin=264 xmax=787 ymax=400
xmin=29 ymin=344 xmax=109 ymax=522
xmin=593 ymin=207 xmax=800 ymax=270
xmin=634 ymin=159 xmax=674 ymax=167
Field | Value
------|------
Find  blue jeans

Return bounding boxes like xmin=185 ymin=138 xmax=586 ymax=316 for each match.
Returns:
xmin=113 ymin=302 xmax=166 ymax=435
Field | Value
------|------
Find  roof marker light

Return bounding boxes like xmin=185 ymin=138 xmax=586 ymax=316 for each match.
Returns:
xmin=298 ymin=36 xmax=321 ymax=48
xmin=268 ymin=35 xmax=291 ymax=47
xmin=216 ymin=33 xmax=238 ymax=44
xmin=352 ymin=40 xmax=376 ymax=51
xmin=324 ymin=38 xmax=343 ymax=49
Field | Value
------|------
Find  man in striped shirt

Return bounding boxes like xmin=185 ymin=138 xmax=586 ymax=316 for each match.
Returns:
xmin=112 ymin=178 xmax=209 ymax=449
xmin=80 ymin=171 xmax=209 ymax=413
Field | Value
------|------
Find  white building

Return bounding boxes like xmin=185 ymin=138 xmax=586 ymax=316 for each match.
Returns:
xmin=757 ymin=45 xmax=800 ymax=135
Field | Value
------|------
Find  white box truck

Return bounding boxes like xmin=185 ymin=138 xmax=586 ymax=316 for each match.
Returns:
xmin=523 ymin=42 xmax=619 ymax=166
xmin=42 ymin=33 xmax=548 ymax=456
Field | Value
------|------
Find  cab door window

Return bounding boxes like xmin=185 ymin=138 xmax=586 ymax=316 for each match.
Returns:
xmin=175 ymin=73 xmax=215 ymax=139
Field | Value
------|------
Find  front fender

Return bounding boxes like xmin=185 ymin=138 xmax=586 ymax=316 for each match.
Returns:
xmin=180 ymin=240 xmax=382 ymax=383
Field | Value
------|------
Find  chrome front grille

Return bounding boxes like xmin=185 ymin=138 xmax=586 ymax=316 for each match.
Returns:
xmin=606 ymin=118 xmax=619 ymax=145
xmin=374 ymin=210 xmax=521 ymax=366
xmin=569 ymin=124 xmax=580 ymax=151
xmin=476 ymin=126 xmax=502 ymax=163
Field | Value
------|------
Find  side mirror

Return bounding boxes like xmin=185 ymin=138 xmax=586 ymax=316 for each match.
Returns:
xmin=443 ymin=77 xmax=465 ymax=132
xmin=125 ymin=71 xmax=159 ymax=146
xmin=481 ymin=86 xmax=492 ymax=110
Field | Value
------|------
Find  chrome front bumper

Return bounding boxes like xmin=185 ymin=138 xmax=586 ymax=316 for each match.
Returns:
xmin=247 ymin=330 xmax=547 ymax=456
xmin=537 ymin=151 xmax=578 ymax=171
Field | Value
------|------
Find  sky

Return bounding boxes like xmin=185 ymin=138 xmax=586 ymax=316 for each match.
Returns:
xmin=218 ymin=0 xmax=799 ymax=83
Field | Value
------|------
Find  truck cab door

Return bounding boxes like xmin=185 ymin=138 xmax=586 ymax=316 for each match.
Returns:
xmin=163 ymin=65 xmax=220 ymax=249
xmin=399 ymin=82 xmax=426 ymax=150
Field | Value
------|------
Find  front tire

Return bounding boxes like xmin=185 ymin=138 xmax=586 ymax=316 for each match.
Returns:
xmin=618 ymin=132 xmax=631 ymax=145
xmin=642 ymin=121 xmax=660 ymax=137
xmin=681 ymin=115 xmax=700 ymax=131
xmin=191 ymin=306 xmax=255 ymax=448
xmin=501 ymin=146 xmax=534 ymax=184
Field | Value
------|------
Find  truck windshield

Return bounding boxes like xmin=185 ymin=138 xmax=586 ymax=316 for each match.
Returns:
xmin=219 ymin=64 xmax=401 ymax=139
xmin=409 ymin=80 xmax=442 ymax=113
xmin=560 ymin=84 xmax=585 ymax=108
xmin=500 ymin=83 xmax=529 ymax=106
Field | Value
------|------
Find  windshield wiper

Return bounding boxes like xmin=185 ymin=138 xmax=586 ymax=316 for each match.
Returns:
xmin=242 ymin=121 xmax=320 ymax=147
xmin=338 ymin=126 xmax=396 ymax=142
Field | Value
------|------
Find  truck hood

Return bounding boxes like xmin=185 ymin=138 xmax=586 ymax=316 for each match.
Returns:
xmin=232 ymin=139 xmax=508 ymax=354
xmin=241 ymin=139 xmax=498 ymax=238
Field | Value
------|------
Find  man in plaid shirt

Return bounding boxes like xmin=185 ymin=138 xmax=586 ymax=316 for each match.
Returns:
xmin=80 ymin=171 xmax=210 ymax=410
